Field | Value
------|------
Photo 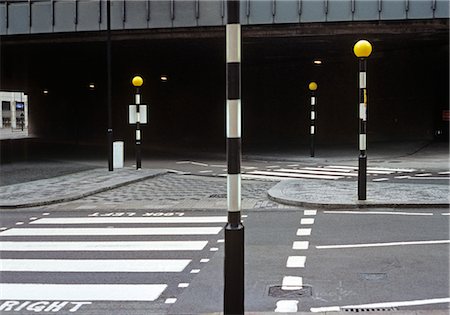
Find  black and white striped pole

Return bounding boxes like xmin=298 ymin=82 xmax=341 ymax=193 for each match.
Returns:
xmin=224 ymin=0 xmax=244 ymax=314
xmin=132 ymin=76 xmax=143 ymax=170
xmin=308 ymin=82 xmax=318 ymax=157
xmin=353 ymin=40 xmax=372 ymax=201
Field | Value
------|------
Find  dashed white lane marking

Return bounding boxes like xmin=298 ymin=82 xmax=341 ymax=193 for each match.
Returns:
xmin=0 ymin=283 xmax=167 ymax=301
xmin=200 ymin=259 xmax=210 ymax=263
xmin=326 ymin=165 xmax=416 ymax=173
xmin=281 ymin=276 xmax=303 ymax=290
xmin=286 ymin=256 xmax=306 ymax=268
xmin=0 ymin=227 xmax=7 ymax=231
xmin=0 ymin=259 xmax=191 ymax=273
xmin=42 ymin=213 xmax=50 ymax=216
xmin=190 ymin=269 xmax=200 ymax=274
xmin=408 ymin=177 xmax=450 ymax=180
xmin=217 ymin=239 xmax=225 ymax=243
xmin=438 ymin=171 xmax=450 ymax=175
xmin=310 ymin=297 xmax=450 ymax=313
xmin=178 ymin=283 xmax=189 ymax=288
xmin=304 ymin=210 xmax=317 ymax=216
xmin=297 ymin=228 xmax=312 ymax=236
xmin=246 ymin=170 xmax=343 ymax=180
xmin=441 ymin=213 xmax=450 ymax=216
xmin=210 ymin=247 xmax=219 ymax=251
xmin=287 ymin=164 xmax=299 ymax=167
xmin=199 ymin=170 xmax=213 ymax=173
xmin=190 ymin=161 xmax=209 ymax=166
xmin=28 ymin=217 xmax=37 ymax=221
xmin=278 ymin=168 xmax=358 ymax=177
xmin=275 ymin=300 xmax=299 ymax=312
xmin=300 ymin=218 xmax=315 ymax=225
xmin=316 ymin=239 xmax=450 ymax=249
xmin=324 ymin=210 xmax=433 ymax=216
xmin=293 ymin=241 xmax=309 ymax=250
xmin=15 ymin=222 xmax=24 ymax=225
xmin=165 ymin=298 xmax=177 ymax=304
xmin=395 ymin=175 xmax=410 ymax=179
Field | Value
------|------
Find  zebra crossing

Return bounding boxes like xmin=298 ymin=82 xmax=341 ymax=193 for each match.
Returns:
xmin=0 ymin=212 xmax=227 ymax=313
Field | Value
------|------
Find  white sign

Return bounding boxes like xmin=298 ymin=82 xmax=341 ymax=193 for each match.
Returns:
xmin=128 ymin=104 xmax=148 ymax=124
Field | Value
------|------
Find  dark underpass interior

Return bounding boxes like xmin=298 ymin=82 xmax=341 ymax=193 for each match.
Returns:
xmin=1 ymin=21 xmax=448 ymax=158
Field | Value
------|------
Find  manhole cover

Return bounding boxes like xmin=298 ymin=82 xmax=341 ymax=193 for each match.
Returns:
xmin=342 ymin=307 xmax=398 ymax=312
xmin=209 ymin=194 xmax=227 ymax=198
xmin=268 ymin=285 xmax=312 ymax=298
xmin=359 ymin=273 xmax=387 ymax=281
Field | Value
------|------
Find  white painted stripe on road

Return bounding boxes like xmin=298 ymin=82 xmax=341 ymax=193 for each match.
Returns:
xmin=0 ymin=259 xmax=191 ymax=272
xmin=0 ymin=241 xmax=208 ymax=251
xmin=326 ymin=165 xmax=416 ymax=172
xmin=316 ymin=240 xmax=450 ymax=249
xmin=304 ymin=167 xmax=352 ymax=173
xmin=441 ymin=213 xmax=450 ymax=216
xmin=438 ymin=171 xmax=450 ymax=175
xmin=293 ymin=241 xmax=309 ymax=250
xmin=0 ymin=227 xmax=223 ymax=236
xmin=277 ymin=168 xmax=356 ymax=177
xmin=324 ymin=210 xmax=433 ymax=216
xmin=310 ymin=297 xmax=450 ymax=313
xmin=282 ymin=276 xmax=303 ymax=290
xmin=0 ymin=283 xmax=167 ymax=301
xmin=301 ymin=218 xmax=315 ymax=225
xmin=247 ymin=170 xmax=342 ymax=180
xmin=408 ymin=177 xmax=450 ymax=180
xmin=241 ymin=174 xmax=293 ymax=181
xmin=286 ymin=256 xmax=306 ymax=268
xmin=304 ymin=210 xmax=317 ymax=216
xmin=395 ymin=175 xmax=410 ymax=179
xmin=297 ymin=228 xmax=312 ymax=236
xmin=415 ymin=173 xmax=433 ymax=177
xmin=30 ymin=216 xmax=228 ymax=225
xmin=372 ymin=178 xmax=389 ymax=182
xmin=275 ymin=300 xmax=299 ymax=312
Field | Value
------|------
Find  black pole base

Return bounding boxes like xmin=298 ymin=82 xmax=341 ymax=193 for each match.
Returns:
xmin=310 ymin=135 xmax=315 ymax=157
xmin=136 ymin=143 xmax=141 ymax=170
xmin=358 ymin=154 xmax=367 ymax=200
xmin=108 ymin=129 xmax=113 ymax=171
xmin=224 ymin=222 xmax=244 ymax=315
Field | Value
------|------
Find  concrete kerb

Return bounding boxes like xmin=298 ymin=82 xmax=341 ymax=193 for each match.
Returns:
xmin=268 ymin=179 xmax=450 ymax=209
xmin=0 ymin=168 xmax=168 ymax=209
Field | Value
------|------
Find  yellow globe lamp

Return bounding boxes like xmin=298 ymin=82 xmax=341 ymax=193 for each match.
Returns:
xmin=132 ymin=76 xmax=144 ymax=87
xmin=308 ymin=82 xmax=318 ymax=91
xmin=353 ymin=40 xmax=372 ymax=58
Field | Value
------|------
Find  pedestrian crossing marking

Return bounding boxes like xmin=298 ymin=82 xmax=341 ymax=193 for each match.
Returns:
xmin=0 ymin=283 xmax=167 ymax=301
xmin=247 ymin=170 xmax=343 ymax=180
xmin=0 ymin=227 xmax=222 ymax=236
xmin=278 ymin=168 xmax=357 ymax=177
xmin=30 ymin=216 xmax=228 ymax=225
xmin=0 ymin=259 xmax=191 ymax=273
xmin=0 ymin=241 xmax=208 ymax=251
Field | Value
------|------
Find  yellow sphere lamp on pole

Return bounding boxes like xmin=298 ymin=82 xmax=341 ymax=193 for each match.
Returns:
xmin=308 ymin=81 xmax=318 ymax=91
xmin=132 ymin=76 xmax=144 ymax=87
xmin=353 ymin=40 xmax=372 ymax=58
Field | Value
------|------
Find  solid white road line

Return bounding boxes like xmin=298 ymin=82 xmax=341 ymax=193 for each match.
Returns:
xmin=323 ymin=210 xmax=433 ymax=216
xmin=0 ymin=241 xmax=208 ymax=251
xmin=326 ymin=165 xmax=416 ymax=172
xmin=0 ymin=283 xmax=167 ymax=301
xmin=316 ymin=240 xmax=450 ymax=249
xmin=0 ymin=227 xmax=223 ymax=236
xmin=408 ymin=177 xmax=450 ymax=180
xmin=241 ymin=174 xmax=294 ymax=181
xmin=304 ymin=210 xmax=317 ymax=216
xmin=286 ymin=256 xmax=306 ymax=268
xmin=281 ymin=276 xmax=303 ymax=290
xmin=0 ymin=259 xmax=191 ymax=272
xmin=310 ymin=297 xmax=450 ymax=312
xmin=372 ymin=178 xmax=389 ymax=182
xmin=30 ymin=216 xmax=228 ymax=225
xmin=303 ymin=167 xmax=353 ymax=173
xmin=415 ymin=173 xmax=433 ymax=177
xmin=438 ymin=171 xmax=450 ymax=175
xmin=441 ymin=213 xmax=450 ymax=216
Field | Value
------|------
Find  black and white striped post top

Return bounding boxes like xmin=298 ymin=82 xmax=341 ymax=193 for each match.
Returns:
xmin=226 ymin=0 xmax=241 ymax=223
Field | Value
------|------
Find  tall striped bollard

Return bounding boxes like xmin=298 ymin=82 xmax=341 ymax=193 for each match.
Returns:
xmin=353 ymin=40 xmax=373 ymax=201
xmin=224 ymin=0 xmax=244 ymax=314
xmin=308 ymin=82 xmax=318 ymax=157
xmin=132 ymin=76 xmax=143 ymax=170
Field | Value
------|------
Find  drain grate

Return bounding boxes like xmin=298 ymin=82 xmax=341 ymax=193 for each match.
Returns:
xmin=268 ymin=285 xmax=312 ymax=298
xmin=342 ymin=308 xmax=398 ymax=312
xmin=209 ymin=193 xmax=227 ymax=198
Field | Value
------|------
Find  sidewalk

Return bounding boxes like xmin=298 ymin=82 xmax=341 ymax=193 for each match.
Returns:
xmin=268 ymin=179 xmax=449 ymax=209
xmin=0 ymin=167 xmax=167 ymax=208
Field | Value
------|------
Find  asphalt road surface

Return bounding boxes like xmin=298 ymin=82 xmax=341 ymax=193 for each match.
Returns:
xmin=1 ymin=207 xmax=449 ymax=314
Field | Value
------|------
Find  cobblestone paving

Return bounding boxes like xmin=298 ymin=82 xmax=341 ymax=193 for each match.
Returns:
xmin=81 ymin=174 xmax=288 ymax=209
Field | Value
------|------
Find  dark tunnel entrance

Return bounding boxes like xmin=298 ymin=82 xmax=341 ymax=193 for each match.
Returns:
xmin=1 ymin=21 xmax=448 ymax=156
